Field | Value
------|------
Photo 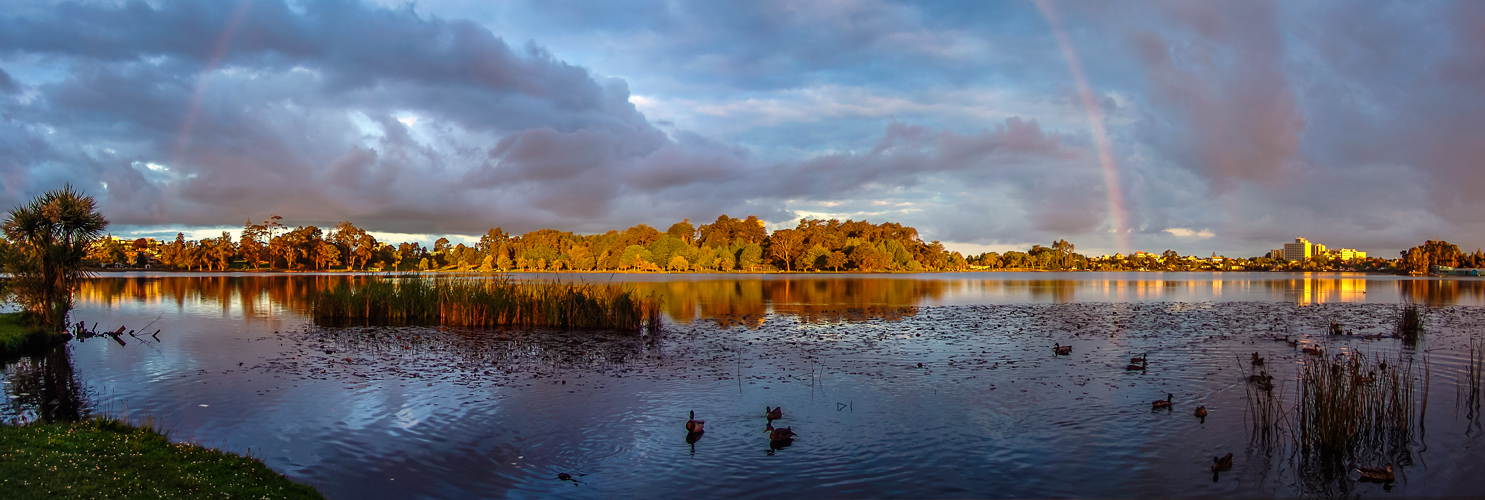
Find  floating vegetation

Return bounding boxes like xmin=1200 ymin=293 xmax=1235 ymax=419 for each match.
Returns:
xmin=1295 ymin=351 xmax=1417 ymax=486
xmin=308 ymin=275 xmax=660 ymax=331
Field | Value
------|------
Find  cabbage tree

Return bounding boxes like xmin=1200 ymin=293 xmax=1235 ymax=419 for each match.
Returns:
xmin=2 ymin=185 xmax=109 ymax=330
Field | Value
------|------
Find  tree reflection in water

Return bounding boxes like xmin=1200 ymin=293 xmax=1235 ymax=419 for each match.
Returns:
xmin=1397 ymin=279 xmax=1485 ymax=307
xmin=3 ymin=345 xmax=89 ymax=424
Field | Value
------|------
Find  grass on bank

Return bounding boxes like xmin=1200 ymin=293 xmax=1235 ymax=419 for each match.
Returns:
xmin=0 ymin=312 xmax=57 ymax=358
xmin=309 ymin=275 xmax=661 ymax=331
xmin=0 ymin=416 xmax=323 ymax=500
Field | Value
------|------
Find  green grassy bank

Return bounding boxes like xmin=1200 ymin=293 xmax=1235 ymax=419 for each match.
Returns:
xmin=0 ymin=312 xmax=55 ymax=358
xmin=0 ymin=417 xmax=323 ymax=499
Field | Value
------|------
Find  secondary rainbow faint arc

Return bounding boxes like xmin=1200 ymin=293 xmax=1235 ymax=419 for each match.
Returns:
xmin=1033 ymin=0 xmax=1131 ymax=255
xmin=173 ymin=0 xmax=254 ymax=165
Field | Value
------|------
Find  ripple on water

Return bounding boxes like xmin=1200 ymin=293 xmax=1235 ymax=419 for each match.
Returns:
xmin=15 ymin=299 xmax=1485 ymax=498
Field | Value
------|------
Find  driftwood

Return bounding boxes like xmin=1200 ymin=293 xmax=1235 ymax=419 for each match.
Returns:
xmin=69 ymin=321 xmax=161 ymax=346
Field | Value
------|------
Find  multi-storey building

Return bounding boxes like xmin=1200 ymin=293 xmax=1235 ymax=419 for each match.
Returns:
xmin=1283 ymin=238 xmax=1312 ymax=262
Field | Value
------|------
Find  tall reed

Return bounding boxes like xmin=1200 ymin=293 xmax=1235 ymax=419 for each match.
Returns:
xmin=1396 ymin=304 xmax=1423 ymax=342
xmin=1295 ymin=351 xmax=1415 ymax=473
xmin=308 ymin=275 xmax=660 ymax=331
xmin=1244 ymin=374 xmax=1285 ymax=443
xmin=1464 ymin=337 xmax=1483 ymax=429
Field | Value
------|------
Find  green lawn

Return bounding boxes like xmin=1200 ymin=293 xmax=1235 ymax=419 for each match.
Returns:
xmin=0 ymin=312 xmax=53 ymax=358
xmin=0 ymin=417 xmax=324 ymax=500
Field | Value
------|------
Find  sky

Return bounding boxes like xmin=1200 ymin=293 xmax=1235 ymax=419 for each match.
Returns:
xmin=1 ymin=0 xmax=1482 ymax=258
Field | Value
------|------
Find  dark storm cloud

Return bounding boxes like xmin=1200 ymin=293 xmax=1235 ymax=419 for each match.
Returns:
xmin=0 ymin=0 xmax=657 ymax=232
xmin=0 ymin=0 xmax=1098 ymax=241
xmin=1121 ymin=0 xmax=1304 ymax=191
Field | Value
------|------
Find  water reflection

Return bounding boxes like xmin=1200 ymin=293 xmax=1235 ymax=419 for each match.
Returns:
xmin=1397 ymin=279 xmax=1485 ymax=307
xmin=1264 ymin=277 xmax=1368 ymax=305
xmin=47 ymin=278 xmax=1485 ymax=499
xmin=70 ymin=273 xmax=1485 ymax=329
xmin=3 ymin=345 xmax=88 ymax=423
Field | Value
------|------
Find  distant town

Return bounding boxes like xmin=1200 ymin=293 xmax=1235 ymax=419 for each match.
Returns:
xmin=78 ymin=216 xmax=1482 ymax=276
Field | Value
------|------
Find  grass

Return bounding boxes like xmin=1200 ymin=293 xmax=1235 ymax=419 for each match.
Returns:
xmin=1294 ymin=351 xmax=1416 ymax=475
xmin=309 ymin=275 xmax=661 ymax=331
xmin=0 ymin=416 xmax=323 ymax=499
xmin=0 ymin=312 xmax=58 ymax=358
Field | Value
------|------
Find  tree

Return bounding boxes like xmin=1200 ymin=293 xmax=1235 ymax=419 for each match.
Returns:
xmin=799 ymin=244 xmax=829 ymax=271
xmin=240 ymin=220 xmax=267 ymax=269
xmin=666 ymin=219 xmax=696 ymax=245
xmin=211 ymin=232 xmax=236 ymax=270
xmin=316 ymin=240 xmax=341 ymax=270
xmin=737 ymin=243 xmax=763 ymax=271
xmin=1052 ymin=239 xmax=1075 ymax=270
xmin=768 ymin=229 xmax=804 ymax=272
xmin=352 ymin=232 xmax=378 ymax=270
xmin=1 ymin=185 xmax=109 ymax=330
xmin=826 ymin=250 xmax=847 ymax=272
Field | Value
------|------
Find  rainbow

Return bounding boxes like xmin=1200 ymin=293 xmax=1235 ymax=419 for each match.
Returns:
xmin=1033 ymin=0 xmax=1130 ymax=255
xmin=172 ymin=0 xmax=254 ymax=164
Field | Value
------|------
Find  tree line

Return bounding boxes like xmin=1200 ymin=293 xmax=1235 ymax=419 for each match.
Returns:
xmin=85 ymin=215 xmax=974 ymax=273
xmin=966 ymin=239 xmax=1485 ymax=274
xmin=73 ymin=212 xmax=1485 ymax=276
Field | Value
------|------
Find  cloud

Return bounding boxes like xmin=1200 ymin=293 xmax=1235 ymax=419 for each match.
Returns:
xmin=1163 ymin=228 xmax=1214 ymax=239
xmin=2 ymin=0 xmax=1483 ymax=258
xmin=0 ymin=67 xmax=16 ymax=93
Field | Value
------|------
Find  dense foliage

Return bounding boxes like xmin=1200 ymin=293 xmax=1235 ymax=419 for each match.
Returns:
xmin=79 ymin=211 xmax=1483 ymax=275
xmin=1 ymin=185 xmax=109 ymax=330
xmin=95 ymin=215 xmax=973 ymax=273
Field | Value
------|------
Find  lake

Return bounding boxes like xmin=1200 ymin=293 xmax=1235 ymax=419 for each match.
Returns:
xmin=5 ymin=272 xmax=1485 ymax=498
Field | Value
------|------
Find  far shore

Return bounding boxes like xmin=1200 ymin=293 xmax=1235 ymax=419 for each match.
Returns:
xmin=81 ymin=267 xmax=1429 ymax=276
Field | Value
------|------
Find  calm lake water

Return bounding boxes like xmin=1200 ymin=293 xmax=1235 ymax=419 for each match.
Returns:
xmin=5 ymin=272 xmax=1485 ymax=498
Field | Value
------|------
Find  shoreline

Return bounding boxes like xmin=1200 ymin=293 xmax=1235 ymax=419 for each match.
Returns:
xmin=83 ymin=267 xmax=1423 ymax=276
xmin=0 ymin=417 xmax=323 ymax=499
xmin=0 ymin=313 xmax=65 ymax=359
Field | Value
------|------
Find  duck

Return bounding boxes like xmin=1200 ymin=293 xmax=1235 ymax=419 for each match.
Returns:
xmin=765 ymin=406 xmax=783 ymax=420
xmin=1130 ymin=353 xmax=1148 ymax=364
xmin=1194 ymin=405 xmax=1208 ymax=418
xmin=1302 ymin=346 xmax=1323 ymax=356
xmin=1354 ymin=371 xmax=1376 ymax=385
xmin=1256 ymin=375 xmax=1275 ymax=392
xmin=1053 ymin=343 xmax=1072 ymax=356
xmin=685 ymin=410 xmax=705 ymax=433
xmin=1250 ymin=352 xmax=1264 ymax=366
xmin=1357 ymin=465 xmax=1394 ymax=483
xmin=765 ymin=423 xmax=796 ymax=442
xmin=1152 ymin=393 xmax=1173 ymax=410
xmin=1126 ymin=359 xmax=1147 ymax=371
xmin=1211 ymin=453 xmax=1233 ymax=471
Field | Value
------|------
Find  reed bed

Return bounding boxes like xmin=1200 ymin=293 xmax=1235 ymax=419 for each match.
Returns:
xmin=1396 ymin=304 xmax=1423 ymax=342
xmin=309 ymin=275 xmax=660 ymax=331
xmin=1294 ymin=351 xmax=1416 ymax=474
